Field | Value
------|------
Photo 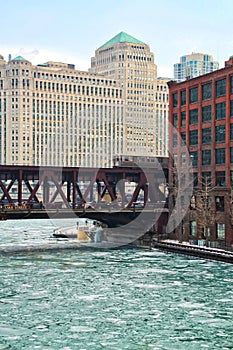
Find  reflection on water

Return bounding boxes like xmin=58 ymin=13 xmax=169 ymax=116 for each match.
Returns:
xmin=0 ymin=219 xmax=233 ymax=349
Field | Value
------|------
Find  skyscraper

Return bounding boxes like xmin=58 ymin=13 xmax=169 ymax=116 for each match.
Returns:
xmin=90 ymin=32 xmax=168 ymax=157
xmin=174 ymin=52 xmax=219 ymax=82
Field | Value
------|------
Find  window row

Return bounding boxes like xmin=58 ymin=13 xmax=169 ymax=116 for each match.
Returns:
xmin=173 ymin=124 xmax=233 ymax=147
xmin=172 ymin=76 xmax=233 ymax=107
xmin=192 ymin=170 xmax=233 ymax=188
xmin=34 ymin=81 xmax=122 ymax=98
xmin=190 ymin=222 xmax=225 ymax=239
xmin=173 ymin=146 xmax=233 ymax=166
xmin=173 ymin=101 xmax=233 ymax=127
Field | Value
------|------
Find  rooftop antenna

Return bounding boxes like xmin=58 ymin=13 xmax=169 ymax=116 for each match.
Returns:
xmin=8 ymin=54 xmax=12 ymax=62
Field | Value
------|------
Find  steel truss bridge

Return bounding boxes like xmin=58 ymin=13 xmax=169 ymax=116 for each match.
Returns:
xmin=0 ymin=164 xmax=169 ymax=229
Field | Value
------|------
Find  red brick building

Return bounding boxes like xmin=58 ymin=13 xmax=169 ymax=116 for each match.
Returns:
xmin=168 ymin=57 xmax=233 ymax=246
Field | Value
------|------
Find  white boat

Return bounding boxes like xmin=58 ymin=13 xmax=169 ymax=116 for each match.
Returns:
xmin=53 ymin=221 xmax=105 ymax=243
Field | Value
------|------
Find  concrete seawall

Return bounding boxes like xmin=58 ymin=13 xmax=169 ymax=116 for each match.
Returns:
xmin=153 ymin=240 xmax=233 ymax=264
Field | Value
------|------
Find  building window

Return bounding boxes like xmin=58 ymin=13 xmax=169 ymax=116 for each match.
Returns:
xmin=190 ymin=221 xmax=197 ymax=236
xmin=181 ymin=111 xmax=186 ymax=126
xmin=216 ymin=196 xmax=224 ymax=211
xmin=202 ymin=172 xmax=212 ymax=185
xmin=230 ymin=76 xmax=233 ymax=94
xmin=231 ymin=147 xmax=233 ymax=163
xmin=230 ymin=124 xmax=233 ymax=140
xmin=190 ymin=151 xmax=198 ymax=167
xmin=216 ymin=102 xmax=226 ymax=120
xmin=231 ymin=100 xmax=233 ymax=117
xmin=215 ymin=125 xmax=225 ymax=143
xmin=173 ymin=92 xmax=178 ymax=107
xmin=173 ymin=113 xmax=178 ymax=127
xmin=189 ymin=109 xmax=198 ymax=124
xmin=202 ymin=105 xmax=212 ymax=122
xmin=202 ymin=127 xmax=211 ymax=144
xmin=216 ymin=223 xmax=225 ymax=239
xmin=189 ymin=87 xmax=198 ymax=103
xmin=181 ymin=132 xmax=186 ymax=145
xmin=181 ymin=152 xmax=186 ymax=166
xmin=173 ymin=133 xmax=178 ymax=147
xmin=216 ymin=148 xmax=225 ymax=164
xmin=231 ymin=171 xmax=233 ymax=186
xmin=202 ymin=83 xmax=212 ymax=100
xmin=193 ymin=172 xmax=198 ymax=187
xmin=202 ymin=150 xmax=211 ymax=165
xmin=181 ymin=90 xmax=186 ymax=105
xmin=189 ymin=130 xmax=198 ymax=146
xmin=216 ymin=78 xmax=226 ymax=97
xmin=216 ymin=171 xmax=225 ymax=186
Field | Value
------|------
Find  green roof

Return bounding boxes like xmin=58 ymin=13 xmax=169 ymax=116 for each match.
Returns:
xmin=98 ymin=32 xmax=146 ymax=49
xmin=12 ymin=56 xmax=26 ymax=61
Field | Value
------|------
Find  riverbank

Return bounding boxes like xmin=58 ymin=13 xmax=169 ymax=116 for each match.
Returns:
xmin=152 ymin=239 xmax=233 ymax=264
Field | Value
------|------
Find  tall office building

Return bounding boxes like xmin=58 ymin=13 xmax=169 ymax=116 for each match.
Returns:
xmin=168 ymin=56 xmax=233 ymax=244
xmin=0 ymin=55 xmax=124 ymax=168
xmin=174 ymin=52 xmax=219 ymax=82
xmin=90 ymin=32 xmax=168 ymax=157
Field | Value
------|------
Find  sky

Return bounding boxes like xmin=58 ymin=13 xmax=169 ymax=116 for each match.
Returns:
xmin=1 ymin=0 xmax=233 ymax=77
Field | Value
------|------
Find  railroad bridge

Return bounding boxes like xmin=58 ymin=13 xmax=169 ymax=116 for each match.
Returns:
xmin=0 ymin=163 xmax=169 ymax=231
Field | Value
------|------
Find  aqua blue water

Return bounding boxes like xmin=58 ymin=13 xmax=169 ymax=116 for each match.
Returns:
xmin=0 ymin=220 xmax=233 ymax=349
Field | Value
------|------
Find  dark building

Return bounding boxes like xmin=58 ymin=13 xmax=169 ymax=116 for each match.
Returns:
xmin=168 ymin=56 xmax=233 ymax=246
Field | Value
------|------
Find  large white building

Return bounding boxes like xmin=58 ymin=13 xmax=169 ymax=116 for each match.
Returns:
xmin=174 ymin=52 xmax=219 ymax=82
xmin=0 ymin=32 xmax=169 ymax=168
xmin=90 ymin=32 xmax=169 ymax=157
xmin=0 ymin=55 xmax=124 ymax=167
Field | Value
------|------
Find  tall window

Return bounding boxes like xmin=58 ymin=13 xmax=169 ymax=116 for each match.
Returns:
xmin=190 ymin=221 xmax=197 ymax=236
xmin=173 ymin=92 xmax=178 ymax=107
xmin=189 ymin=109 xmax=198 ymax=124
xmin=230 ymin=76 xmax=233 ymax=94
xmin=231 ymin=147 xmax=233 ymax=163
xmin=202 ymin=105 xmax=212 ymax=122
xmin=189 ymin=87 xmax=198 ymax=103
xmin=202 ymin=83 xmax=212 ymax=100
xmin=181 ymin=111 xmax=186 ymax=126
xmin=181 ymin=90 xmax=186 ymax=105
xmin=181 ymin=132 xmax=186 ymax=145
xmin=202 ymin=150 xmax=211 ymax=165
xmin=215 ymin=125 xmax=225 ymax=143
xmin=202 ymin=128 xmax=211 ymax=144
xmin=190 ymin=151 xmax=198 ymax=167
xmin=216 ymin=78 xmax=226 ymax=97
xmin=216 ymin=223 xmax=225 ymax=239
xmin=216 ymin=198 xmax=225 ymax=212
xmin=202 ymin=172 xmax=212 ymax=184
xmin=193 ymin=172 xmax=198 ymax=187
xmin=216 ymin=102 xmax=226 ymax=120
xmin=173 ymin=133 xmax=178 ymax=147
xmin=173 ymin=113 xmax=178 ymax=127
xmin=216 ymin=148 xmax=225 ymax=164
xmin=231 ymin=100 xmax=233 ymax=117
xmin=216 ymin=171 xmax=225 ymax=186
xmin=189 ymin=130 xmax=198 ymax=146
xmin=231 ymin=124 xmax=233 ymax=140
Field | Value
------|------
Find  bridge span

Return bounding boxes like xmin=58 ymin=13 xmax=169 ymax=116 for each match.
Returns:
xmin=0 ymin=163 xmax=169 ymax=232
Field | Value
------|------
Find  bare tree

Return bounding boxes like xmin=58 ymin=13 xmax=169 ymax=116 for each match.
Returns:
xmin=192 ymin=176 xmax=215 ymax=245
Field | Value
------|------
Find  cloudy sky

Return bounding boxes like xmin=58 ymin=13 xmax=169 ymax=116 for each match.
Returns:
xmin=1 ymin=0 xmax=232 ymax=77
